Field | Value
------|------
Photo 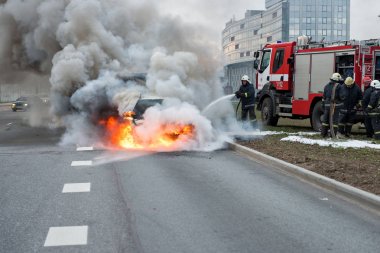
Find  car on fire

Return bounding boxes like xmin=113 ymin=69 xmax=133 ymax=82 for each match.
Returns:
xmin=130 ymin=96 xmax=164 ymax=122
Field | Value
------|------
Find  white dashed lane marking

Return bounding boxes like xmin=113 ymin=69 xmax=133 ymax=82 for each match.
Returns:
xmin=76 ymin=147 xmax=94 ymax=151
xmin=44 ymin=226 xmax=88 ymax=247
xmin=71 ymin=160 xmax=93 ymax=167
xmin=62 ymin=183 xmax=91 ymax=193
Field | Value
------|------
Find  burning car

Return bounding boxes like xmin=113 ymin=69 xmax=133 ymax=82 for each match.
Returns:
xmin=99 ymin=94 xmax=195 ymax=150
xmin=127 ymin=96 xmax=164 ymax=124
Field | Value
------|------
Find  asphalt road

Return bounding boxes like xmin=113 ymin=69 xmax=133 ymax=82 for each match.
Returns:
xmin=0 ymin=110 xmax=379 ymax=253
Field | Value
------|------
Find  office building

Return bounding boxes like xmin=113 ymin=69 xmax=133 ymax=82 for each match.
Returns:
xmin=222 ymin=0 xmax=350 ymax=92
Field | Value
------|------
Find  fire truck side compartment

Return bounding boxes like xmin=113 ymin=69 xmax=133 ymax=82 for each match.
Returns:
xmin=293 ymin=54 xmax=310 ymax=101
xmin=310 ymin=53 xmax=335 ymax=94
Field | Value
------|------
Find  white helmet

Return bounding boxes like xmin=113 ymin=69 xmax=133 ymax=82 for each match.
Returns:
xmin=330 ymin=73 xmax=342 ymax=82
xmin=372 ymin=80 xmax=380 ymax=89
xmin=370 ymin=80 xmax=380 ymax=88
xmin=344 ymin=77 xmax=354 ymax=86
xmin=241 ymin=75 xmax=250 ymax=81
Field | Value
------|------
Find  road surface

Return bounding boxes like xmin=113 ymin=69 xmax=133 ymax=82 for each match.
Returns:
xmin=0 ymin=110 xmax=379 ymax=253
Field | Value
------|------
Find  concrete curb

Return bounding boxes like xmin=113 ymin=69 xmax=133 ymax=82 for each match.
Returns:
xmin=228 ymin=141 xmax=380 ymax=215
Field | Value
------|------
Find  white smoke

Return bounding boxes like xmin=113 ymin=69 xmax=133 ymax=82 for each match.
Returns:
xmin=0 ymin=0 xmax=237 ymax=150
xmin=134 ymin=101 xmax=217 ymax=151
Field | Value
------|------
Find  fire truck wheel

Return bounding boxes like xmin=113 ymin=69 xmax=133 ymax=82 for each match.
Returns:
xmin=261 ymin=97 xmax=279 ymax=126
xmin=311 ymin=100 xmax=323 ymax=131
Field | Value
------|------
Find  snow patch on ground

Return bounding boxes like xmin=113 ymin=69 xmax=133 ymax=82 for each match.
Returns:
xmin=226 ymin=130 xmax=285 ymax=137
xmin=229 ymin=129 xmax=379 ymax=150
xmin=281 ymin=136 xmax=380 ymax=150
xmin=227 ymin=130 xmax=318 ymax=137
xmin=288 ymin=131 xmax=319 ymax=136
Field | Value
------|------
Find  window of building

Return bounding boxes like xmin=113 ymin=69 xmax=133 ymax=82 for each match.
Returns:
xmin=322 ymin=29 xmax=327 ymax=36
xmin=338 ymin=6 xmax=343 ymax=12
xmin=246 ymin=51 xmax=251 ymax=57
xmin=306 ymin=29 xmax=311 ymax=36
xmin=267 ymin=36 xmax=272 ymax=42
xmin=235 ymin=44 xmax=239 ymax=49
xmin=338 ymin=18 xmax=342 ymax=24
xmin=322 ymin=5 xmax=327 ymax=12
xmin=272 ymin=12 xmax=277 ymax=19
xmin=306 ymin=5 xmax=312 ymax=12
xmin=337 ymin=30 xmax=342 ymax=36
xmin=306 ymin=18 xmax=311 ymax=23
xmin=322 ymin=18 xmax=327 ymax=24
xmin=230 ymin=36 xmax=235 ymax=42
xmin=240 ymin=52 xmax=245 ymax=57
xmin=254 ymin=30 xmax=258 ymax=35
xmin=273 ymin=49 xmax=285 ymax=73
xmin=240 ymin=23 xmax=245 ymax=29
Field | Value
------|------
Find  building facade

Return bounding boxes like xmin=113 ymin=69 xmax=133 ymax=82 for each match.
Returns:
xmin=222 ymin=0 xmax=350 ymax=93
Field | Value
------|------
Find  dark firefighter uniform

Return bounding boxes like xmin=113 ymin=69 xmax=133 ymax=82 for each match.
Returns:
xmin=338 ymin=79 xmax=362 ymax=137
xmin=366 ymin=89 xmax=380 ymax=140
xmin=321 ymin=74 xmax=343 ymax=137
xmin=363 ymin=85 xmax=375 ymax=138
xmin=235 ymin=78 xmax=256 ymax=127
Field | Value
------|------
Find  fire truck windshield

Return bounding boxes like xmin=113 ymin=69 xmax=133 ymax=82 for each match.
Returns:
xmin=260 ymin=50 xmax=271 ymax=72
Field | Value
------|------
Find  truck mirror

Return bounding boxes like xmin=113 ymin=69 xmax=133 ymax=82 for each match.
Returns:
xmin=253 ymin=60 xmax=259 ymax=70
xmin=254 ymin=51 xmax=260 ymax=58
xmin=258 ymin=69 xmax=264 ymax=74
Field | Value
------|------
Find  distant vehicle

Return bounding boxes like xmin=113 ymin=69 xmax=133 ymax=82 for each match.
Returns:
xmin=11 ymin=97 xmax=28 ymax=111
xmin=11 ymin=96 xmax=44 ymax=112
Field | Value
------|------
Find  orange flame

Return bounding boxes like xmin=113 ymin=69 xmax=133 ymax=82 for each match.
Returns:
xmin=99 ymin=114 xmax=195 ymax=150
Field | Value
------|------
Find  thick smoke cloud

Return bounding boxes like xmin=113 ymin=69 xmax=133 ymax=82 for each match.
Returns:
xmin=0 ymin=0 xmax=234 ymax=149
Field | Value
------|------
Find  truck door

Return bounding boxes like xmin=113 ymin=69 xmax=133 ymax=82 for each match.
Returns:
xmin=257 ymin=49 xmax=272 ymax=90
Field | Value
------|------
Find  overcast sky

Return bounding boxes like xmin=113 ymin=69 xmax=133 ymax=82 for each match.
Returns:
xmin=158 ymin=0 xmax=380 ymax=42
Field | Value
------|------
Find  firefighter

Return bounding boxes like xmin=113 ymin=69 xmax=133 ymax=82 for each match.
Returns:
xmin=235 ymin=75 xmax=257 ymax=127
xmin=362 ymin=78 xmax=375 ymax=138
xmin=366 ymin=80 xmax=380 ymax=140
xmin=321 ymin=73 xmax=343 ymax=137
xmin=337 ymin=77 xmax=363 ymax=137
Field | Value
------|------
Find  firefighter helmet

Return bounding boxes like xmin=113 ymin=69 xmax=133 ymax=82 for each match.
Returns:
xmin=363 ymin=76 xmax=372 ymax=87
xmin=241 ymin=75 xmax=250 ymax=81
xmin=330 ymin=73 xmax=342 ymax=82
xmin=371 ymin=80 xmax=380 ymax=89
xmin=344 ymin=77 xmax=354 ymax=86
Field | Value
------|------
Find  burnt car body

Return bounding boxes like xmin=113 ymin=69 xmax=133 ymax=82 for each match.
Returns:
xmin=132 ymin=97 xmax=163 ymax=120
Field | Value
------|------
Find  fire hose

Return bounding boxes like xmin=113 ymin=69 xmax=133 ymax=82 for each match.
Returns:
xmin=236 ymin=98 xmax=242 ymax=119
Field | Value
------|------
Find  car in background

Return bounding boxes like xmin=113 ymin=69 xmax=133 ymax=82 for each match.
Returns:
xmin=11 ymin=97 xmax=28 ymax=111
xmin=11 ymin=96 xmax=44 ymax=111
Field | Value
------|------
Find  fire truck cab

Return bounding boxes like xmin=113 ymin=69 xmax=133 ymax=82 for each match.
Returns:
xmin=254 ymin=38 xmax=380 ymax=131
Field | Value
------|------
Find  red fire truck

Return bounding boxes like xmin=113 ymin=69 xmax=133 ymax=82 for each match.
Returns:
xmin=254 ymin=38 xmax=380 ymax=131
